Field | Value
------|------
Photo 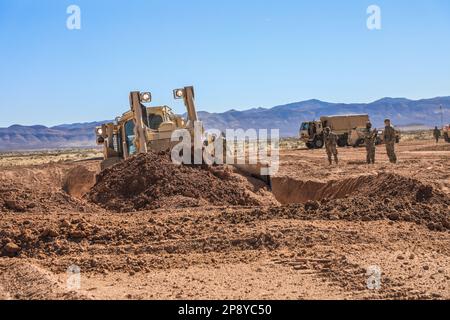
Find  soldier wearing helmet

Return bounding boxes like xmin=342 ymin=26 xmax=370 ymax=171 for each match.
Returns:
xmin=433 ymin=126 xmax=441 ymax=144
xmin=384 ymin=119 xmax=397 ymax=164
xmin=323 ymin=127 xmax=338 ymax=165
xmin=364 ymin=121 xmax=377 ymax=164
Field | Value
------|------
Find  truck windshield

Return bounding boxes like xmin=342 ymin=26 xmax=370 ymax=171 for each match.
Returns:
xmin=300 ymin=123 xmax=309 ymax=130
xmin=124 ymin=120 xmax=137 ymax=156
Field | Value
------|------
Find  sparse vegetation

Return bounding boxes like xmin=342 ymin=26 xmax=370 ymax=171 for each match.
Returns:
xmin=279 ymin=137 xmax=306 ymax=150
xmin=399 ymin=130 xmax=434 ymax=142
xmin=0 ymin=148 xmax=102 ymax=167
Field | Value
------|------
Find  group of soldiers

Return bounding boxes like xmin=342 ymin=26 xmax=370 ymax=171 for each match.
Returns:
xmin=323 ymin=119 xmax=398 ymax=165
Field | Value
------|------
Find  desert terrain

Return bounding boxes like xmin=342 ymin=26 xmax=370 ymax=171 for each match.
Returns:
xmin=0 ymin=137 xmax=449 ymax=300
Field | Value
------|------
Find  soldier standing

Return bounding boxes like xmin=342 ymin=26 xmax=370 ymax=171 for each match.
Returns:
xmin=364 ymin=122 xmax=377 ymax=164
xmin=383 ymin=119 xmax=397 ymax=164
xmin=433 ymin=126 xmax=441 ymax=143
xmin=324 ymin=127 xmax=338 ymax=165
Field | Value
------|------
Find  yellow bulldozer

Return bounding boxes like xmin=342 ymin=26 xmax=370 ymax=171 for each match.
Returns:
xmin=95 ymin=86 xmax=200 ymax=170
xmin=94 ymin=86 xmax=273 ymax=185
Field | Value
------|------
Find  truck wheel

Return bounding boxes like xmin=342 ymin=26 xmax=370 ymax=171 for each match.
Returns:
xmin=353 ymin=138 xmax=364 ymax=148
xmin=314 ymin=138 xmax=324 ymax=149
xmin=395 ymin=137 xmax=400 ymax=143
xmin=445 ymin=134 xmax=450 ymax=143
xmin=375 ymin=137 xmax=382 ymax=145
xmin=306 ymin=142 xmax=314 ymax=149
xmin=337 ymin=136 xmax=348 ymax=147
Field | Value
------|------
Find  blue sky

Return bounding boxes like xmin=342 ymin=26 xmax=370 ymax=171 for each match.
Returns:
xmin=0 ymin=0 xmax=449 ymax=127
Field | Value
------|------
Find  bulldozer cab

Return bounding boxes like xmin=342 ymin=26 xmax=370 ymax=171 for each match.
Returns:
xmin=124 ymin=118 xmax=136 ymax=156
xmin=121 ymin=107 xmax=172 ymax=156
xmin=96 ymin=87 xmax=197 ymax=170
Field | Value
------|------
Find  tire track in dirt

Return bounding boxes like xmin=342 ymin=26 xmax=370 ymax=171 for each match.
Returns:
xmin=0 ymin=259 xmax=91 ymax=300
xmin=0 ymin=283 xmax=11 ymax=300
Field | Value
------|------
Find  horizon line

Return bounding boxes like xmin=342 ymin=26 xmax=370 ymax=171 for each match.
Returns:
xmin=2 ymin=95 xmax=449 ymax=129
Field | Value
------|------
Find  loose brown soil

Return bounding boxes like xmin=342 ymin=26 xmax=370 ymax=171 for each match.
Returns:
xmin=88 ymin=151 xmax=275 ymax=212
xmin=0 ymin=162 xmax=98 ymax=213
xmin=0 ymin=139 xmax=449 ymax=300
xmin=272 ymin=173 xmax=450 ymax=231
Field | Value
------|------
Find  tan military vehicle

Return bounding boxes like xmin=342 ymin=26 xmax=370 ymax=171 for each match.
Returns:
xmin=299 ymin=114 xmax=369 ymax=149
xmin=348 ymin=126 xmax=401 ymax=147
xmin=348 ymin=127 xmax=369 ymax=147
xmin=95 ymin=86 xmax=199 ymax=169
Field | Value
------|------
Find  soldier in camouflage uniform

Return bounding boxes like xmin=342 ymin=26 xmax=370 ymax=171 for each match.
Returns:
xmin=364 ymin=121 xmax=377 ymax=164
xmin=383 ymin=119 xmax=397 ymax=164
xmin=324 ymin=127 xmax=338 ymax=165
xmin=433 ymin=126 xmax=441 ymax=144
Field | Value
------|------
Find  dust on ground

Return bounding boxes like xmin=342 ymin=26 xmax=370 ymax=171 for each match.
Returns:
xmin=0 ymin=139 xmax=449 ymax=300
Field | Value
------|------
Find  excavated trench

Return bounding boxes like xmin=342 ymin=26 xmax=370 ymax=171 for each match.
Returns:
xmin=270 ymin=173 xmax=449 ymax=205
xmin=57 ymin=153 xmax=418 ymax=210
xmin=269 ymin=173 xmax=450 ymax=231
xmin=271 ymin=175 xmax=377 ymax=204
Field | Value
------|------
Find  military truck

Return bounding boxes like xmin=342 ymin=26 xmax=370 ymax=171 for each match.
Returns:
xmin=299 ymin=114 xmax=369 ymax=149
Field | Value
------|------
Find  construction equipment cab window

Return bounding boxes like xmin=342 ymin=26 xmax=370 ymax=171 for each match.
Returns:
xmin=148 ymin=114 xmax=164 ymax=130
xmin=124 ymin=120 xmax=137 ymax=156
xmin=300 ymin=123 xmax=310 ymax=131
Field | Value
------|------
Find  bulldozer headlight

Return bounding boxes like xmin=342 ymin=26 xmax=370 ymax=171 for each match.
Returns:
xmin=140 ymin=92 xmax=152 ymax=103
xmin=96 ymin=128 xmax=103 ymax=135
xmin=173 ymin=89 xmax=184 ymax=99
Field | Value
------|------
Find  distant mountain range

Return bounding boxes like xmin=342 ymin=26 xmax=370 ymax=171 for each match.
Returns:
xmin=0 ymin=122 xmax=107 ymax=151
xmin=1 ymin=97 xmax=449 ymax=151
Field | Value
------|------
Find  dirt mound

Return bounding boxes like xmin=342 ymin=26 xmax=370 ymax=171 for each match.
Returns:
xmin=88 ymin=152 xmax=268 ymax=212
xmin=353 ymin=173 xmax=440 ymax=200
xmin=0 ymin=180 xmax=93 ymax=213
xmin=273 ymin=173 xmax=447 ymax=204
xmin=0 ymin=163 xmax=98 ymax=213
